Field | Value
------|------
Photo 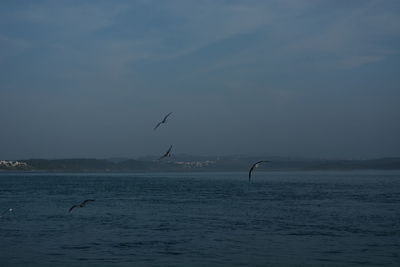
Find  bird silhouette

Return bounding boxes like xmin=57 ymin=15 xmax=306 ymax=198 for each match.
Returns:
xmin=248 ymin=161 xmax=271 ymax=183
xmin=159 ymin=145 xmax=173 ymax=160
xmin=69 ymin=199 xmax=95 ymax=213
xmin=154 ymin=112 xmax=172 ymax=130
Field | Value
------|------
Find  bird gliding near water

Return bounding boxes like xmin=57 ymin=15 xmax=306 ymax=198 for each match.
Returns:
xmin=154 ymin=112 xmax=172 ymax=130
xmin=69 ymin=199 xmax=95 ymax=213
xmin=248 ymin=161 xmax=271 ymax=183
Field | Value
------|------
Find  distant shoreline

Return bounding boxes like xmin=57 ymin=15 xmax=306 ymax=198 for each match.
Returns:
xmin=2 ymin=168 xmax=400 ymax=174
xmin=1 ymin=157 xmax=400 ymax=172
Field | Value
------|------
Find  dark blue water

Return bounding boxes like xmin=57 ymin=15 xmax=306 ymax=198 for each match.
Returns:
xmin=1 ymin=171 xmax=399 ymax=266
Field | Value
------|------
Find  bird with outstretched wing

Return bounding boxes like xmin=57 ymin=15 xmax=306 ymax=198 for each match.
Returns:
xmin=154 ymin=112 xmax=173 ymax=130
xmin=69 ymin=199 xmax=95 ymax=212
xmin=248 ymin=161 xmax=271 ymax=183
xmin=159 ymin=145 xmax=173 ymax=160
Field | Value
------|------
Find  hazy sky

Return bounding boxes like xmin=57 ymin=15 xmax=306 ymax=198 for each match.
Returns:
xmin=1 ymin=0 xmax=399 ymax=159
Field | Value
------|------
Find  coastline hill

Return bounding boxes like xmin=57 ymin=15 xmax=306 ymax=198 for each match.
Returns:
xmin=1 ymin=156 xmax=400 ymax=172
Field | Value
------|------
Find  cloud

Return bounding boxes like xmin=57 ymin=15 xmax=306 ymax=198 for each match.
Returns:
xmin=3 ymin=0 xmax=399 ymax=82
xmin=341 ymin=54 xmax=390 ymax=69
xmin=13 ymin=2 xmax=127 ymax=34
xmin=282 ymin=0 xmax=400 ymax=69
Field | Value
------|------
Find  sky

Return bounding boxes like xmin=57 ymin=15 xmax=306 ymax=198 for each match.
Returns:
xmin=1 ymin=0 xmax=399 ymax=159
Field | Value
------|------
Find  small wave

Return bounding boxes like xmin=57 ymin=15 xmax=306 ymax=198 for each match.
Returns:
xmin=60 ymin=245 xmax=91 ymax=250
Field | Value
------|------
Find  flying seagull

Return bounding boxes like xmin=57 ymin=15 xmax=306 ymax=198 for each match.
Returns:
xmin=0 ymin=208 xmax=13 ymax=218
xmin=69 ymin=199 xmax=95 ymax=213
xmin=248 ymin=161 xmax=271 ymax=183
xmin=154 ymin=112 xmax=173 ymax=130
xmin=159 ymin=145 xmax=173 ymax=160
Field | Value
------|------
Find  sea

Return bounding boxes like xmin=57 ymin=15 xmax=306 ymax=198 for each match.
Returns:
xmin=0 ymin=171 xmax=399 ymax=266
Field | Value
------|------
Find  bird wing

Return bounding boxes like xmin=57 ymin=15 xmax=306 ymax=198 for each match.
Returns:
xmin=159 ymin=145 xmax=173 ymax=160
xmin=154 ymin=121 xmax=162 ymax=130
xmin=248 ymin=168 xmax=253 ymax=182
xmin=69 ymin=205 xmax=79 ymax=212
xmin=163 ymin=112 xmax=172 ymax=122
xmin=248 ymin=161 xmax=271 ymax=182
xmin=82 ymin=199 xmax=95 ymax=205
xmin=248 ymin=164 xmax=257 ymax=182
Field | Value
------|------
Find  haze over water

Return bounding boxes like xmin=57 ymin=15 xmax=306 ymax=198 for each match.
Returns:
xmin=1 ymin=171 xmax=399 ymax=266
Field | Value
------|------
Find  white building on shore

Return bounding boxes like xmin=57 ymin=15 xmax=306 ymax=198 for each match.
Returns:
xmin=0 ymin=160 xmax=29 ymax=169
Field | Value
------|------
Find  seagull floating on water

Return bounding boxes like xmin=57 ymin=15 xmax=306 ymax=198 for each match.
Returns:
xmin=154 ymin=112 xmax=172 ymax=130
xmin=159 ymin=145 xmax=173 ymax=160
xmin=0 ymin=208 xmax=13 ymax=218
xmin=69 ymin=199 xmax=95 ymax=213
xmin=248 ymin=161 xmax=271 ymax=183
